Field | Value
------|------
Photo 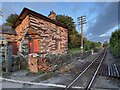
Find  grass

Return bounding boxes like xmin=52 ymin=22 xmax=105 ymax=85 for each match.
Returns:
xmin=36 ymin=70 xmax=44 ymax=75
xmin=68 ymin=48 xmax=81 ymax=54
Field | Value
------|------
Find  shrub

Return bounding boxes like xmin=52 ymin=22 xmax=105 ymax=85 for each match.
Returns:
xmin=110 ymin=30 xmax=120 ymax=58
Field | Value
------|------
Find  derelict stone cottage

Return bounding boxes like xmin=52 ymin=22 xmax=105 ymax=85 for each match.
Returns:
xmin=12 ymin=8 xmax=68 ymax=58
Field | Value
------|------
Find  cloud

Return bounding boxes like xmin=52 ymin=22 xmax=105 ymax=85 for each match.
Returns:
xmin=86 ymin=2 xmax=118 ymax=42
xmin=99 ymin=34 xmax=107 ymax=37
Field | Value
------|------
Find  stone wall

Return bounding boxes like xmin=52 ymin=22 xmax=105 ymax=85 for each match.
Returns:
xmin=29 ymin=14 xmax=68 ymax=57
xmin=1 ymin=34 xmax=17 ymax=42
xmin=15 ymin=14 xmax=68 ymax=57
xmin=15 ymin=15 xmax=29 ymax=40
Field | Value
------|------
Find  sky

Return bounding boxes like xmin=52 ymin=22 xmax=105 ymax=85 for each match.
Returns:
xmin=1 ymin=2 xmax=119 ymax=43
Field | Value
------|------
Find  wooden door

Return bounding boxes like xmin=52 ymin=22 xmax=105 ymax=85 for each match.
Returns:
xmin=29 ymin=39 xmax=39 ymax=53
xmin=33 ymin=39 xmax=39 ymax=53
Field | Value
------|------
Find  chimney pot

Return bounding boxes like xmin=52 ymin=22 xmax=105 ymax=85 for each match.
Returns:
xmin=48 ymin=10 xmax=56 ymax=20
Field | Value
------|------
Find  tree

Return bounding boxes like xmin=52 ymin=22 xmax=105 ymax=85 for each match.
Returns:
xmin=97 ymin=41 xmax=102 ymax=47
xmin=110 ymin=29 xmax=120 ymax=58
xmin=5 ymin=14 xmax=18 ymax=26
xmin=56 ymin=15 xmax=80 ymax=48
xmin=103 ymin=41 xmax=109 ymax=47
xmin=84 ymin=40 xmax=91 ymax=51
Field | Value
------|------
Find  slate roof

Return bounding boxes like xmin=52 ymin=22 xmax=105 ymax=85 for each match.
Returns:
xmin=0 ymin=25 xmax=17 ymax=35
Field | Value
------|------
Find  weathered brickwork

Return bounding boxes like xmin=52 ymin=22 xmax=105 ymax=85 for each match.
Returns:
xmin=1 ymin=34 xmax=17 ymax=42
xmin=28 ymin=54 xmax=51 ymax=73
xmin=29 ymin=14 xmax=68 ymax=57
xmin=14 ymin=8 xmax=68 ymax=57
xmin=13 ymin=8 xmax=68 ymax=72
xmin=15 ymin=15 xmax=29 ymax=40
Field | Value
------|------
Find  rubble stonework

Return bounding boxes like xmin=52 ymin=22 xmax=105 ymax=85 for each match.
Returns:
xmin=13 ymin=8 xmax=68 ymax=72
xmin=14 ymin=8 xmax=68 ymax=58
xmin=29 ymin=14 xmax=68 ymax=57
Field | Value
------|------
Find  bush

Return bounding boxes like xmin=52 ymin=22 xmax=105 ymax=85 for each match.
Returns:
xmin=68 ymin=48 xmax=81 ymax=54
xmin=110 ymin=30 xmax=120 ymax=58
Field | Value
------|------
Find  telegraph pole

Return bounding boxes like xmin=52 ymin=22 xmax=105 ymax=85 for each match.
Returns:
xmin=78 ymin=16 xmax=86 ymax=54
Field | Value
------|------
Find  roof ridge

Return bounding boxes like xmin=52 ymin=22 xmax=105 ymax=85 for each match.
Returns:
xmin=12 ymin=7 xmax=68 ymax=29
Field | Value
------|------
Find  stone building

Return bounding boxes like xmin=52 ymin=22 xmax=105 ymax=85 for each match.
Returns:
xmin=0 ymin=25 xmax=18 ymax=55
xmin=12 ymin=8 xmax=68 ymax=58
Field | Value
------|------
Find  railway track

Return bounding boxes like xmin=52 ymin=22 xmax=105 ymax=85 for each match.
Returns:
xmin=65 ymin=50 xmax=107 ymax=90
xmin=98 ymin=63 xmax=120 ymax=78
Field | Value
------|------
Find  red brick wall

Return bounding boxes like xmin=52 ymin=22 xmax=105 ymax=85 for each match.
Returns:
xmin=15 ymin=14 xmax=68 ymax=57
xmin=29 ymin=14 xmax=68 ymax=57
xmin=15 ymin=15 xmax=29 ymax=40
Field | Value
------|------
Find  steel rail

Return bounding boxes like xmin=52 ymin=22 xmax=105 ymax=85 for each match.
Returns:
xmin=86 ymin=51 xmax=107 ymax=90
xmin=65 ymin=50 xmax=104 ymax=90
xmin=114 ymin=64 xmax=120 ymax=77
xmin=108 ymin=64 xmax=111 ymax=76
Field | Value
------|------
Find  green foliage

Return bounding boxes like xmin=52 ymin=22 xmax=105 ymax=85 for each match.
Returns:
xmin=110 ymin=29 xmax=120 ymax=58
xmin=21 ymin=60 xmax=28 ymax=70
xmin=56 ymin=15 xmax=80 ymax=48
xmin=84 ymin=40 xmax=102 ymax=51
xmin=103 ymin=41 xmax=109 ymax=47
xmin=5 ymin=14 xmax=18 ymax=26
xmin=36 ymin=70 xmax=44 ymax=75
xmin=68 ymin=48 xmax=81 ymax=54
xmin=56 ymin=15 xmax=102 ymax=51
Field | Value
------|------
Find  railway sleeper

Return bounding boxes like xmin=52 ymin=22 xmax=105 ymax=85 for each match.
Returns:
xmin=108 ymin=64 xmax=120 ymax=78
xmin=100 ymin=64 xmax=120 ymax=78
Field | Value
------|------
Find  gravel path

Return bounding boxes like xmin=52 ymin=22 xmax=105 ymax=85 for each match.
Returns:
xmin=91 ymin=49 xmax=120 ymax=89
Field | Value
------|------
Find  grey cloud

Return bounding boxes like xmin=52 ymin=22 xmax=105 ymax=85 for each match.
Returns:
xmin=89 ymin=35 xmax=110 ymax=43
xmin=86 ymin=2 xmax=118 ymax=38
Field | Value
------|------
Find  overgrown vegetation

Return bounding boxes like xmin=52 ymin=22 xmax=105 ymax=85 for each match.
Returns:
xmin=84 ymin=40 xmax=103 ymax=51
xmin=45 ymin=51 xmax=91 ymax=72
xmin=56 ymin=15 xmax=81 ymax=48
xmin=56 ymin=15 xmax=102 ymax=51
xmin=36 ymin=70 xmax=44 ymax=75
xmin=110 ymin=29 xmax=120 ymax=58
xmin=103 ymin=41 xmax=109 ymax=47
xmin=68 ymin=48 xmax=81 ymax=54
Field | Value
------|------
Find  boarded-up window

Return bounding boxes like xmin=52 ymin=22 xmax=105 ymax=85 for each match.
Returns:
xmin=29 ymin=39 xmax=39 ymax=53
xmin=55 ymin=40 xmax=60 ymax=50
xmin=55 ymin=26 xmax=61 ymax=50
xmin=33 ymin=39 xmax=38 ymax=53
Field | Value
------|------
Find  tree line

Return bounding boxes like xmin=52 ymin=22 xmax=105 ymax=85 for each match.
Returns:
xmin=110 ymin=29 xmax=120 ymax=58
xmin=56 ymin=15 xmax=102 ymax=51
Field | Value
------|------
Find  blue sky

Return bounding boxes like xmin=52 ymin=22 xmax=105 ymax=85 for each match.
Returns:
xmin=1 ymin=2 xmax=119 ymax=43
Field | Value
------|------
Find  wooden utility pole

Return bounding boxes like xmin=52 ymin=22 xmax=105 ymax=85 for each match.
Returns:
xmin=78 ymin=16 xmax=86 ymax=54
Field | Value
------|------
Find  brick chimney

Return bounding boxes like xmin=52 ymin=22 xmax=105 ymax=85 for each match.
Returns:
xmin=48 ymin=10 xmax=56 ymax=20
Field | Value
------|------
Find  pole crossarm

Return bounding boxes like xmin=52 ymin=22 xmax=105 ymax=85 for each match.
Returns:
xmin=77 ymin=16 xmax=87 ymax=53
